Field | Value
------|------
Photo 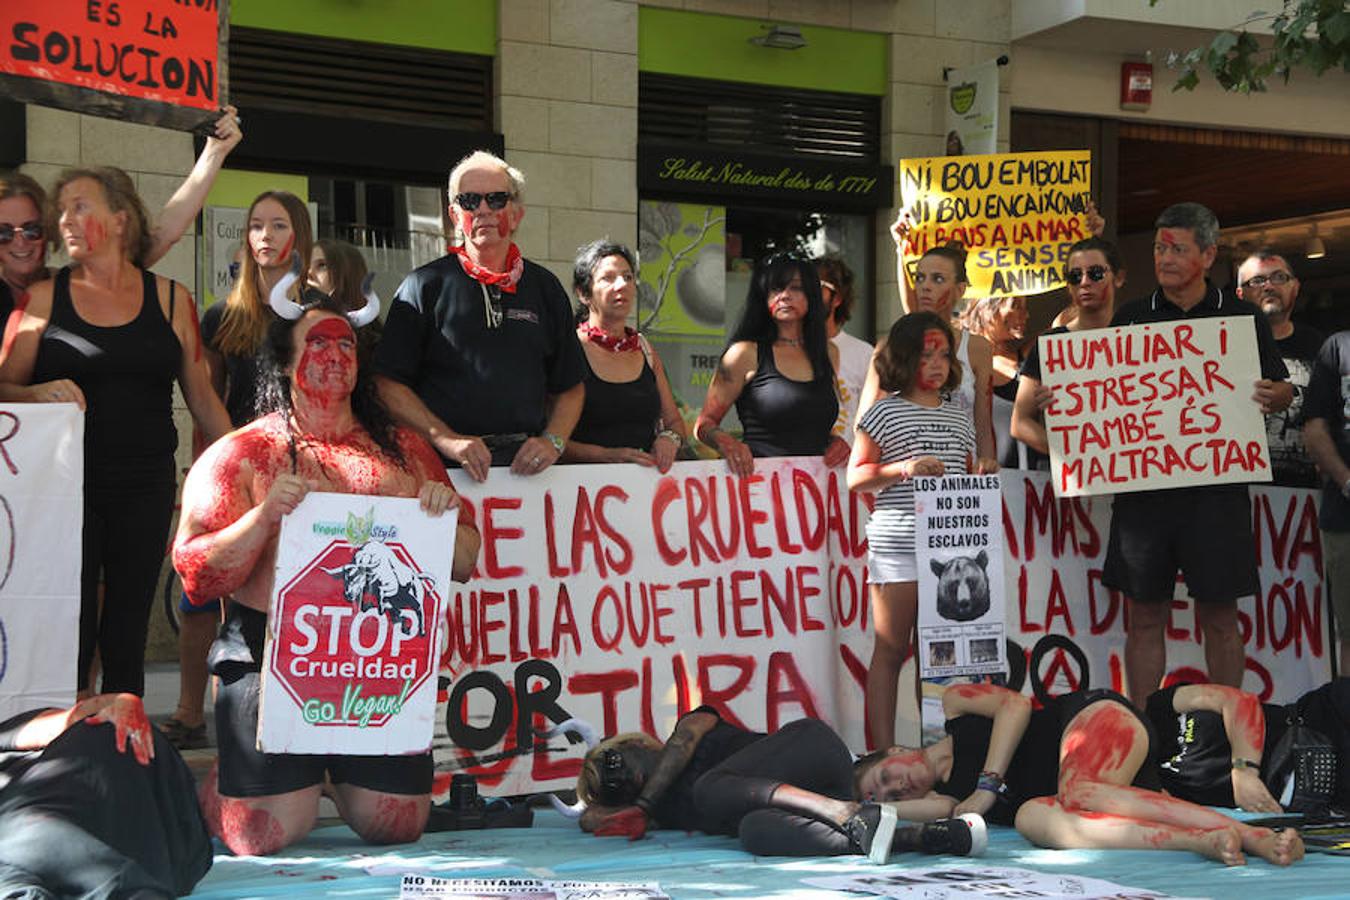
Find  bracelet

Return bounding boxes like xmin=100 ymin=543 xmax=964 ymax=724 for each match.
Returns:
xmin=657 ymin=429 xmax=683 ymax=448
xmin=1231 ymin=757 xmax=1261 ymax=771
xmin=976 ymin=770 xmax=1008 ymax=797
xmin=633 ymin=795 xmax=655 ymax=815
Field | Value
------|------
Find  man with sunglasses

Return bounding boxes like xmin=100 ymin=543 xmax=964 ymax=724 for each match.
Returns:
xmin=1106 ymin=203 xmax=1291 ymax=708
xmin=375 ymin=151 xmax=585 ymax=482
xmin=1235 ymin=250 xmax=1323 ymax=488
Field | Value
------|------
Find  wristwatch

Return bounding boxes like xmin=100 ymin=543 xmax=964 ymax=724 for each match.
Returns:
xmin=543 ymin=431 xmax=565 ymax=454
xmin=1231 ymin=757 xmax=1261 ymax=771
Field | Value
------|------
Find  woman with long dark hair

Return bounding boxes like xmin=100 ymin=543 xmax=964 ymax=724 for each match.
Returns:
xmin=695 ymin=255 xmax=848 ymax=476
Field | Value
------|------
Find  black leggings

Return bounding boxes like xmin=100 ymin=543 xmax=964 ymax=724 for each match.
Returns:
xmin=79 ymin=478 xmax=177 ymax=695
xmin=690 ymin=718 xmax=862 ymax=856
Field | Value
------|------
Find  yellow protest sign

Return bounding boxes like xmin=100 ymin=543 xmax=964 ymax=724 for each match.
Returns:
xmin=898 ymin=150 xmax=1092 ymax=298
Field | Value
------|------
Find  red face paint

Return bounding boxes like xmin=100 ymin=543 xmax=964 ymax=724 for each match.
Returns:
xmin=81 ymin=216 xmax=106 ymax=255
xmin=916 ymin=329 xmax=950 ymax=391
xmin=294 ymin=315 xmax=357 ymax=409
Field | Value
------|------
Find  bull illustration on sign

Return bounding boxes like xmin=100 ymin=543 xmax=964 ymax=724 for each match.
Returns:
xmin=931 ymin=550 xmax=991 ymax=622
xmin=322 ymin=540 xmax=435 ymax=637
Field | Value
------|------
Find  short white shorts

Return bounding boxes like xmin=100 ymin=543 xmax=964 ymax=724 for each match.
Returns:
xmin=867 ymin=549 xmax=918 ymax=584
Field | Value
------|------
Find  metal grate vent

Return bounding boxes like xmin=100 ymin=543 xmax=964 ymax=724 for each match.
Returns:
xmin=229 ymin=26 xmax=491 ymax=130
xmin=640 ymin=73 xmax=881 ymax=161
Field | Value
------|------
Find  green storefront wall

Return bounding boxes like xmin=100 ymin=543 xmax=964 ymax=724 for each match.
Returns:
xmin=638 ymin=7 xmax=887 ymax=95
xmin=229 ymin=0 xmax=496 ymax=55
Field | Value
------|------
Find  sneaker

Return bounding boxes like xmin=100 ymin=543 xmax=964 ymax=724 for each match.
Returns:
xmin=894 ymin=813 xmax=988 ymax=857
xmin=842 ymin=803 xmax=900 ymax=864
xmin=159 ymin=717 xmax=209 ymax=751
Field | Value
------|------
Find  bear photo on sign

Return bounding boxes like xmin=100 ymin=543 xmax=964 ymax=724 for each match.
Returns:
xmin=931 ymin=550 xmax=991 ymax=622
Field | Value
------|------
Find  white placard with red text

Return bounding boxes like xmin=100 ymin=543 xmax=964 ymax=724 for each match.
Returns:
xmin=1040 ymin=318 xmax=1271 ymax=496
xmin=260 ymin=492 xmax=456 ymax=754
xmin=915 ymin=474 xmax=1006 ymax=677
xmin=0 ymin=405 xmax=82 ymax=720
xmin=439 ymin=462 xmax=1331 ymax=797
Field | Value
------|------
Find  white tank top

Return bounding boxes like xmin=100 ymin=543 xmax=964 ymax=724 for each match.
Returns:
xmin=951 ymin=329 xmax=974 ymax=414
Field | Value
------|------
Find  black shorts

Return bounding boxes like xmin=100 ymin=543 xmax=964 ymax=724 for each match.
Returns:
xmin=1102 ymin=488 xmax=1258 ymax=604
xmin=214 ymin=669 xmax=433 ymax=798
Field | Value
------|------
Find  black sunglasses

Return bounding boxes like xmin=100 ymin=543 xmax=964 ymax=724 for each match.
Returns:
xmin=454 ymin=191 xmax=513 ymax=212
xmin=1065 ymin=265 xmax=1109 ymax=284
xmin=0 ymin=222 xmax=43 ymax=245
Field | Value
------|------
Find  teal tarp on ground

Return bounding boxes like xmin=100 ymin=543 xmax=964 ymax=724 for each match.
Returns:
xmin=189 ymin=809 xmax=1349 ymax=899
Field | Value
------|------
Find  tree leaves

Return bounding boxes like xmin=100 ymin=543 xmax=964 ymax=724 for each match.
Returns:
xmin=1157 ymin=0 xmax=1350 ymax=93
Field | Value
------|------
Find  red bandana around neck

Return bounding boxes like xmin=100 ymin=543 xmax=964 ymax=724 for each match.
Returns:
xmin=578 ymin=321 xmax=642 ymax=353
xmin=450 ymin=243 xmax=524 ymax=293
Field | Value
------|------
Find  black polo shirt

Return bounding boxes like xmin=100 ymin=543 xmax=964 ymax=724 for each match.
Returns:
xmin=374 ymin=255 xmax=585 ymax=443
xmin=1304 ymin=330 xmax=1350 ymax=530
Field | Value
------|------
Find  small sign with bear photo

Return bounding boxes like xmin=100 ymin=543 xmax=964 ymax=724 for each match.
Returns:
xmin=913 ymin=475 xmax=1006 ymax=678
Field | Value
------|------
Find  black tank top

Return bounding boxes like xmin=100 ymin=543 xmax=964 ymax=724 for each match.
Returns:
xmin=32 ymin=266 xmax=180 ymax=487
xmin=572 ymin=350 xmax=661 ymax=451
xmin=736 ymin=340 xmax=838 ymax=458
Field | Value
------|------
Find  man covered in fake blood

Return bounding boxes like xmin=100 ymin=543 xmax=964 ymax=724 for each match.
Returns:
xmin=855 ymin=683 xmax=1303 ymax=866
xmin=374 ymin=150 xmax=586 ymax=482
xmin=1106 ymin=202 xmax=1291 ymax=707
xmin=173 ymin=296 xmax=480 ymax=856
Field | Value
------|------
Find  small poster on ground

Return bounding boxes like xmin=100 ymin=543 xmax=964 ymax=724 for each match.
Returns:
xmin=914 ymin=475 xmax=1006 ymax=678
xmin=259 ymin=492 xmax=455 ymax=754
xmin=399 ymin=877 xmax=667 ymax=899
xmin=804 ymin=865 xmax=1201 ymax=899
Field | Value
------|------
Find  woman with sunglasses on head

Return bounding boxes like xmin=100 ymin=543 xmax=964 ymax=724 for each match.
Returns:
xmin=565 ymin=239 xmax=687 ymax=472
xmin=856 ymin=682 xmax=1303 ymax=867
xmin=0 ymin=167 xmax=231 ymax=698
xmin=960 ymin=294 xmax=1043 ymax=469
xmin=0 ymin=107 xmax=242 ymax=321
xmin=1010 ymin=237 xmax=1125 ymax=457
xmin=695 ymin=254 xmax=849 ymax=477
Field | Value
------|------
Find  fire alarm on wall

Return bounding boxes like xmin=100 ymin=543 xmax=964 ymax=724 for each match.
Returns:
xmin=1121 ymin=61 xmax=1153 ymax=111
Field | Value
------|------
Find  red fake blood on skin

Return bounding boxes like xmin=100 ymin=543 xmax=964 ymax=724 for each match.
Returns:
xmin=1235 ymin=692 xmax=1264 ymax=752
xmin=219 ymin=799 xmax=287 ymax=856
xmin=947 ymin=684 xmax=987 ymax=699
xmin=594 ymin=806 xmax=649 ymax=841
xmin=1059 ymin=703 xmax=1138 ymax=788
xmin=186 ymin=299 xmax=204 ymax=362
xmin=363 ymin=795 xmax=425 ymax=844
xmin=82 ymin=217 xmax=105 ymax=254
xmin=918 ymin=330 xmax=948 ymax=390
xmin=497 ymin=216 xmax=511 ymax=238
xmin=295 ymin=317 xmax=356 ymax=410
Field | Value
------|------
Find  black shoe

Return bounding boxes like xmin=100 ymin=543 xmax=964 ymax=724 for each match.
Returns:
xmin=841 ymin=803 xmax=899 ymax=864
xmin=894 ymin=813 xmax=988 ymax=857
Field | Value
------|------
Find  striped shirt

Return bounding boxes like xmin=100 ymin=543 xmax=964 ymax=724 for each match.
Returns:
xmin=857 ymin=395 xmax=975 ymax=554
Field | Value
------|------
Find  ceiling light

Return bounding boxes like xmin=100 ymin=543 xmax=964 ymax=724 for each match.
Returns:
xmin=1307 ymin=232 xmax=1327 ymax=259
xmin=749 ymin=24 xmax=808 ymax=50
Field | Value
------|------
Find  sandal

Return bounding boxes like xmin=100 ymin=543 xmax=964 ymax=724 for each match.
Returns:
xmin=159 ymin=716 xmax=208 ymax=751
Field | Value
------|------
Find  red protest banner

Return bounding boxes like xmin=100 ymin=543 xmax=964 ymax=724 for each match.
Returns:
xmin=0 ymin=1 xmax=226 ymax=132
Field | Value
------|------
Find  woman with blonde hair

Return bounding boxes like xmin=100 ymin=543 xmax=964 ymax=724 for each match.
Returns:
xmin=0 ymin=165 xmax=230 ymax=695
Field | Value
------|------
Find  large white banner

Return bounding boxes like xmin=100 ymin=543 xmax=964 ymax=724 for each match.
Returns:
xmin=1040 ymin=318 xmax=1271 ymax=496
xmin=260 ymin=492 xmax=455 ymax=755
xmin=437 ymin=463 xmax=1331 ymax=797
xmin=0 ymin=405 xmax=82 ymax=720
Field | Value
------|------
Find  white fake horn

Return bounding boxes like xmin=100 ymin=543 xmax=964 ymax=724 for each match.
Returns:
xmin=349 ymin=272 xmax=381 ymax=327
xmin=549 ymin=794 xmax=588 ymax=819
xmin=268 ymin=251 xmax=308 ymax=320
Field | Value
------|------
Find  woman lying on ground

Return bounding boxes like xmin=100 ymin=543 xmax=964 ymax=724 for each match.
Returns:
xmin=1146 ymin=678 xmax=1350 ymax=815
xmin=567 ymin=706 xmax=986 ymax=864
xmin=854 ymin=682 xmax=1304 ymax=866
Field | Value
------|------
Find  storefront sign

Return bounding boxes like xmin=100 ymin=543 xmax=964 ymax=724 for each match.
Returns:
xmin=0 ymin=405 xmax=82 ymax=721
xmin=260 ymin=493 xmax=455 ymax=755
xmin=0 ymin=0 xmax=227 ymax=132
xmin=898 ymin=149 xmax=1091 ymax=298
xmin=639 ymin=142 xmax=893 ymax=212
xmin=1039 ymin=318 xmax=1271 ymax=497
xmin=435 ymin=463 xmax=1329 ymax=797
xmin=915 ymin=475 xmax=1006 ymax=677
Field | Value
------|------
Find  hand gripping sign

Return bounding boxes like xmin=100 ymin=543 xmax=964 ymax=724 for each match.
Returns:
xmin=259 ymin=492 xmax=457 ymax=755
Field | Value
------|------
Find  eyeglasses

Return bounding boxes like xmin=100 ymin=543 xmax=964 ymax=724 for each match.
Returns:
xmin=1241 ymin=271 xmax=1293 ymax=289
xmin=0 ymin=222 xmax=42 ymax=245
xmin=454 ymin=191 xmax=513 ymax=212
xmin=1065 ymin=265 xmax=1109 ymax=284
